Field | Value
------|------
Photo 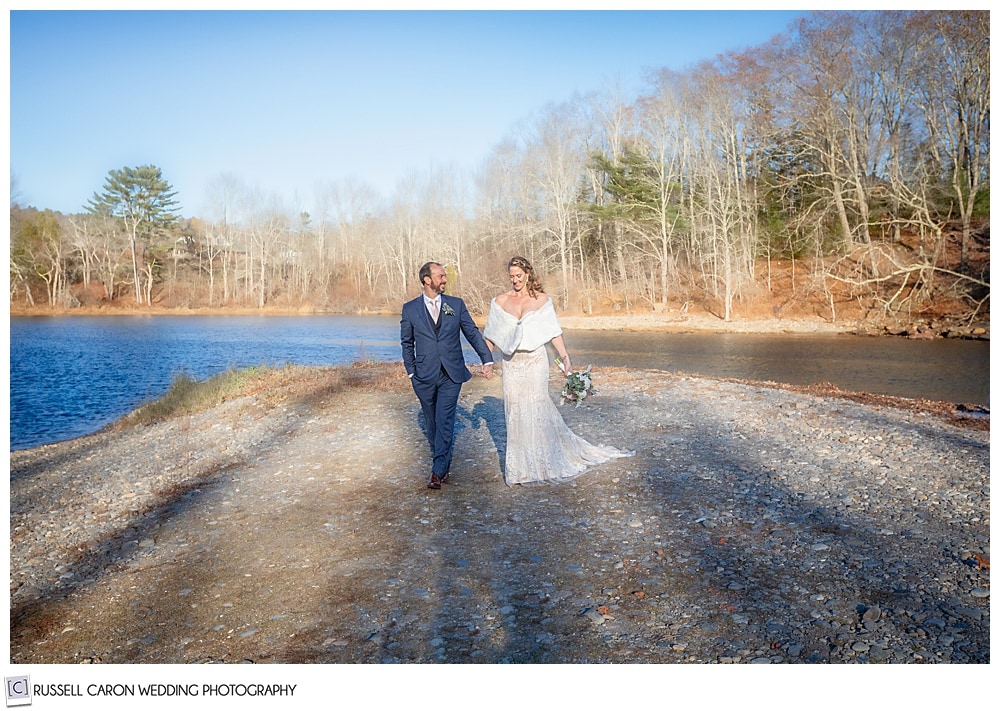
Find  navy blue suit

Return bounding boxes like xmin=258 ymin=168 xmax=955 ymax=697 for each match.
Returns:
xmin=401 ymin=294 xmax=493 ymax=476
xmin=399 ymin=294 xmax=493 ymax=476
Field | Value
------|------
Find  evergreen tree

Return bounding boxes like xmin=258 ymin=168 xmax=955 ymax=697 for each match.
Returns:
xmin=86 ymin=165 xmax=179 ymax=304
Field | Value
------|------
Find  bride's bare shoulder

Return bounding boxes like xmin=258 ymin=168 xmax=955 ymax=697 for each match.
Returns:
xmin=495 ymin=292 xmax=514 ymax=307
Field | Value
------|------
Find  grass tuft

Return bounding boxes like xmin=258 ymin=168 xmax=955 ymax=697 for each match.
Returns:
xmin=115 ymin=365 xmax=272 ymax=429
xmin=112 ymin=361 xmax=411 ymax=431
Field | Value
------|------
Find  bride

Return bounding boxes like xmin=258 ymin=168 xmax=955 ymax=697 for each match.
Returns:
xmin=483 ymin=256 xmax=633 ymax=486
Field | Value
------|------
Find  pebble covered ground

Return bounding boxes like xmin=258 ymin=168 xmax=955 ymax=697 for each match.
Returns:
xmin=8 ymin=363 xmax=989 ymax=665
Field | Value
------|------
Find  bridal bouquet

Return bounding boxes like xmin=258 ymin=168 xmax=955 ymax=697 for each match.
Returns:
xmin=556 ymin=359 xmax=596 ymax=407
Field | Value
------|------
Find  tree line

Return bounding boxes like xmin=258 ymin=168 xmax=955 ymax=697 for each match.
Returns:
xmin=10 ymin=11 xmax=989 ymax=326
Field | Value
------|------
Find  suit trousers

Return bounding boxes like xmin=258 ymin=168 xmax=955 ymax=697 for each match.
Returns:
xmin=412 ymin=366 xmax=463 ymax=476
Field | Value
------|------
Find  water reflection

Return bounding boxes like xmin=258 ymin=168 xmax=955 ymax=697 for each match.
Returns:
xmin=566 ymin=330 xmax=989 ymax=404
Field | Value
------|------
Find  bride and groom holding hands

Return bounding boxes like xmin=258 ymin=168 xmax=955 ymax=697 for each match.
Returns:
xmin=400 ymin=257 xmax=632 ymax=489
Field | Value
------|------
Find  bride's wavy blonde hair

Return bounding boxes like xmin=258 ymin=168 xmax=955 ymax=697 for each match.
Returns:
xmin=508 ymin=256 xmax=544 ymax=298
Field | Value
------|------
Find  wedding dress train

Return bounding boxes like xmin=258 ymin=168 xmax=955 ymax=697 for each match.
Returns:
xmin=500 ymin=345 xmax=632 ymax=486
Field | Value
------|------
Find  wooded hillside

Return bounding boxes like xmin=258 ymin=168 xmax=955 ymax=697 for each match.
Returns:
xmin=10 ymin=11 xmax=989 ymax=337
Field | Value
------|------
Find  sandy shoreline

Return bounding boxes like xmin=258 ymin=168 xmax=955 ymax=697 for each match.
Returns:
xmin=556 ymin=313 xmax=850 ymax=334
xmin=8 ymin=305 xmax=850 ymax=333
xmin=12 ymin=305 xmax=991 ymax=342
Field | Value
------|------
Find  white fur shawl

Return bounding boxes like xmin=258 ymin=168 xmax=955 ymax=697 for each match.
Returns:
xmin=483 ymin=297 xmax=562 ymax=356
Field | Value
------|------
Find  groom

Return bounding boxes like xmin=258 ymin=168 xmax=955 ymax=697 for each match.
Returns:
xmin=401 ymin=262 xmax=494 ymax=489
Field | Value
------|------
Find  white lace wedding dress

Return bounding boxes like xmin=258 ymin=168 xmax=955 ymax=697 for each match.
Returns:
xmin=484 ymin=298 xmax=633 ymax=486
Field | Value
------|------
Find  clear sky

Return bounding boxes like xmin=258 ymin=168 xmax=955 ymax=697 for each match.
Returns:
xmin=9 ymin=8 xmax=807 ymax=217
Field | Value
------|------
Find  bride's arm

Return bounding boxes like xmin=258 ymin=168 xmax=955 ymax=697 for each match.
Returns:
xmin=482 ymin=295 xmax=501 ymax=353
xmin=550 ymin=334 xmax=571 ymax=375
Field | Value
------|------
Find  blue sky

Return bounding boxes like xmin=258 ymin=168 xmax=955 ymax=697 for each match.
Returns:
xmin=9 ymin=9 xmax=807 ymax=217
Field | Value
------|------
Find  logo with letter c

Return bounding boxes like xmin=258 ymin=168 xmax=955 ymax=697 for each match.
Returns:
xmin=5 ymin=676 xmax=31 ymax=706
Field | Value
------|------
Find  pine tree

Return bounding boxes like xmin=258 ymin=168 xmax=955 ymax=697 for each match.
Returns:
xmin=86 ymin=165 xmax=180 ymax=304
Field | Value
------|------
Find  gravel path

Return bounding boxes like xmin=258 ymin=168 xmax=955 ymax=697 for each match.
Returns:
xmin=8 ymin=364 xmax=989 ymax=664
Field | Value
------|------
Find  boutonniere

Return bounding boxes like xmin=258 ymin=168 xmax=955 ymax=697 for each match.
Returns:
xmin=441 ymin=303 xmax=455 ymax=317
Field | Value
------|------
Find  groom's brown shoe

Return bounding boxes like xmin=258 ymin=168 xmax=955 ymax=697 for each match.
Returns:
xmin=440 ymin=472 xmax=450 ymax=484
xmin=427 ymin=473 xmax=442 ymax=489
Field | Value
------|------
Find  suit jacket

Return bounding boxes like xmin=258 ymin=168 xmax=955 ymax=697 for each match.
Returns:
xmin=401 ymin=294 xmax=493 ymax=384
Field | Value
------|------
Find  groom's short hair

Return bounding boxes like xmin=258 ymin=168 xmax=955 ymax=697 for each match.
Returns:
xmin=419 ymin=261 xmax=441 ymax=285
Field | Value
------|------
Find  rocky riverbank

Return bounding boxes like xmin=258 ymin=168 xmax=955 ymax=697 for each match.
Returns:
xmin=8 ymin=363 xmax=989 ymax=666
xmin=556 ymin=313 xmax=852 ymax=334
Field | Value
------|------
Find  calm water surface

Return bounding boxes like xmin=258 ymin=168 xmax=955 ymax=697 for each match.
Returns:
xmin=8 ymin=315 xmax=989 ymax=451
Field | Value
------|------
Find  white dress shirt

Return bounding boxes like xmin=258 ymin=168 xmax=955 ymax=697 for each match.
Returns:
xmin=425 ymin=295 xmax=441 ymax=322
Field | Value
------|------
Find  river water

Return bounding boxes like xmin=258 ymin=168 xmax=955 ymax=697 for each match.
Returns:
xmin=8 ymin=315 xmax=990 ymax=451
